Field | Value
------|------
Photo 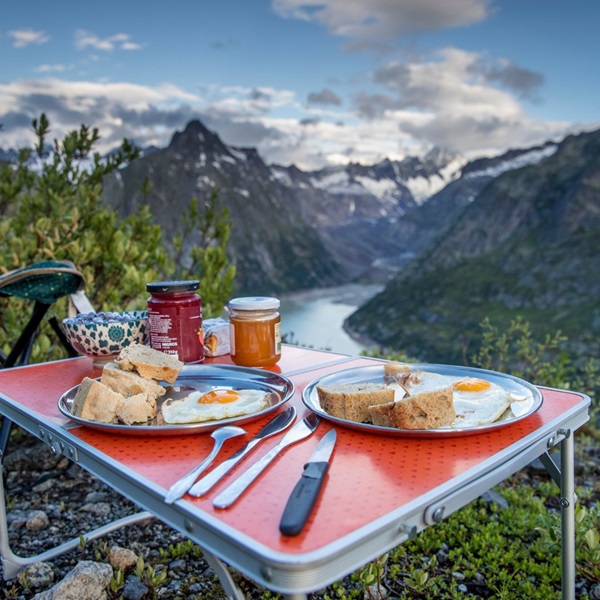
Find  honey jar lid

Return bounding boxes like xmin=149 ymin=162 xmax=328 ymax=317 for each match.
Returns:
xmin=228 ymin=296 xmax=280 ymax=311
xmin=147 ymin=280 xmax=199 ymax=293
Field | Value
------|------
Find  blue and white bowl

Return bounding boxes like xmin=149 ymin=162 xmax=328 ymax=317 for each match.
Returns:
xmin=62 ymin=310 xmax=148 ymax=363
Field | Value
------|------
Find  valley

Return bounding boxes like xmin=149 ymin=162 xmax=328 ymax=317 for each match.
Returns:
xmin=99 ymin=120 xmax=600 ymax=368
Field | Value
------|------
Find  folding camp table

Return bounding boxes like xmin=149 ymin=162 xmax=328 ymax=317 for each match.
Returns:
xmin=0 ymin=345 xmax=590 ymax=599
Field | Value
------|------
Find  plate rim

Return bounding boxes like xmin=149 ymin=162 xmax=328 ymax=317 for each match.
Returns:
xmin=301 ymin=362 xmax=543 ymax=437
xmin=58 ymin=363 xmax=295 ymax=436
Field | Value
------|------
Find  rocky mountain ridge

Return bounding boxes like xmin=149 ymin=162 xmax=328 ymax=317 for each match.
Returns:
xmin=100 ymin=119 xmax=559 ymax=293
xmin=346 ymin=128 xmax=600 ymax=365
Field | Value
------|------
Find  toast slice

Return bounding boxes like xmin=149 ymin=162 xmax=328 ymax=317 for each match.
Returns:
xmin=368 ymin=385 xmax=455 ymax=430
xmin=71 ymin=377 xmax=125 ymax=424
xmin=116 ymin=393 xmax=157 ymax=425
xmin=101 ymin=362 xmax=166 ymax=399
xmin=115 ymin=344 xmax=183 ymax=383
xmin=316 ymin=382 xmax=396 ymax=423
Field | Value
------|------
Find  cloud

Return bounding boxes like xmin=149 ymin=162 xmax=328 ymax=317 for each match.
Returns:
xmin=0 ymin=73 xmax=577 ymax=171
xmin=307 ymin=88 xmax=342 ymax=106
xmin=33 ymin=64 xmax=67 ymax=73
xmin=478 ymin=59 xmax=545 ymax=100
xmin=74 ymin=29 xmax=143 ymax=52
xmin=345 ymin=47 xmax=570 ymax=156
xmin=357 ymin=48 xmax=537 ymax=117
xmin=272 ymin=0 xmax=489 ymax=42
xmin=7 ymin=29 xmax=50 ymax=48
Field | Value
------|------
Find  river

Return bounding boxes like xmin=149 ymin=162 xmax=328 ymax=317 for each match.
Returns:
xmin=279 ymin=284 xmax=383 ymax=355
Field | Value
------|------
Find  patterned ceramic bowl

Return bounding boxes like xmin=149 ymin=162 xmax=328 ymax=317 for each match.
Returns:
xmin=62 ymin=310 xmax=149 ymax=364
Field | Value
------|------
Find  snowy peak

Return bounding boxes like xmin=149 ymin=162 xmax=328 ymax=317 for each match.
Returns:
xmin=299 ymin=150 xmax=465 ymax=205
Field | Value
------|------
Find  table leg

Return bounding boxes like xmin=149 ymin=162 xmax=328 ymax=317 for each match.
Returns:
xmin=559 ymin=429 xmax=575 ymax=600
xmin=0 ymin=417 xmax=152 ymax=580
xmin=201 ymin=550 xmax=247 ymax=600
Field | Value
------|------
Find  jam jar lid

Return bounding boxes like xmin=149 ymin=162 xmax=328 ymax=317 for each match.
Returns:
xmin=146 ymin=280 xmax=199 ymax=293
xmin=228 ymin=296 xmax=280 ymax=311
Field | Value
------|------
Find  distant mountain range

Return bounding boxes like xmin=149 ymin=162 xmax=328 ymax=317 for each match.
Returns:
xmin=98 ymin=119 xmax=565 ymax=297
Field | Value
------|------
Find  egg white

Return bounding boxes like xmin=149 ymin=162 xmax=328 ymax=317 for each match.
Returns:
xmin=161 ymin=388 xmax=270 ymax=424
xmin=401 ymin=371 xmax=512 ymax=428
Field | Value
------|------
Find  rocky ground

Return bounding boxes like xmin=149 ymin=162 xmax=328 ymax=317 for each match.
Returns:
xmin=1 ymin=423 xmax=598 ymax=600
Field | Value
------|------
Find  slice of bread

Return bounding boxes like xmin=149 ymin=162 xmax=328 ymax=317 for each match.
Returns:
xmin=71 ymin=377 xmax=125 ymax=423
xmin=316 ymin=382 xmax=396 ymax=423
xmin=116 ymin=393 xmax=157 ymax=425
xmin=101 ymin=362 xmax=166 ymax=399
xmin=116 ymin=344 xmax=183 ymax=383
xmin=368 ymin=385 xmax=456 ymax=430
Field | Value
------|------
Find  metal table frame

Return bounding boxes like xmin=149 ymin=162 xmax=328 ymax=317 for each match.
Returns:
xmin=0 ymin=352 xmax=590 ymax=600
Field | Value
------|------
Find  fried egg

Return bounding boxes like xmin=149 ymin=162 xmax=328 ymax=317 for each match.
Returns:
xmin=161 ymin=387 xmax=270 ymax=424
xmin=403 ymin=372 xmax=512 ymax=428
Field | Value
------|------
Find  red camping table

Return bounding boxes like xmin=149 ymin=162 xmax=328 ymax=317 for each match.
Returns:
xmin=0 ymin=345 xmax=590 ymax=599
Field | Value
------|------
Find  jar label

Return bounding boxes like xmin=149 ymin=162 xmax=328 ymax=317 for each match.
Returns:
xmin=274 ymin=321 xmax=281 ymax=354
xmin=229 ymin=322 xmax=236 ymax=356
xmin=148 ymin=306 xmax=204 ymax=363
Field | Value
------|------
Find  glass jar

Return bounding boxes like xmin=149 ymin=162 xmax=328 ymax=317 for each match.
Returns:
xmin=146 ymin=280 xmax=204 ymax=363
xmin=227 ymin=296 xmax=281 ymax=367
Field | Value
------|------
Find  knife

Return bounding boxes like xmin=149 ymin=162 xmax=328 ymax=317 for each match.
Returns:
xmin=188 ymin=406 xmax=296 ymax=497
xmin=213 ymin=413 xmax=320 ymax=509
xmin=279 ymin=428 xmax=336 ymax=536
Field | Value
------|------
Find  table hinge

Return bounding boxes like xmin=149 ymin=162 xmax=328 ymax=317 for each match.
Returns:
xmin=38 ymin=427 xmax=78 ymax=461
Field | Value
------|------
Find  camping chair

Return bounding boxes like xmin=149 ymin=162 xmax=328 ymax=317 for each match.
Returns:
xmin=0 ymin=260 xmax=94 ymax=368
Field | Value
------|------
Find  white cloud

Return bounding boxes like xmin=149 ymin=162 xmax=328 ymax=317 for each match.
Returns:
xmin=7 ymin=29 xmax=50 ymax=48
xmin=33 ymin=64 xmax=67 ymax=73
xmin=74 ymin=29 xmax=143 ymax=52
xmin=0 ymin=73 xmax=582 ymax=171
xmin=0 ymin=79 xmax=200 ymax=151
xmin=272 ymin=0 xmax=489 ymax=42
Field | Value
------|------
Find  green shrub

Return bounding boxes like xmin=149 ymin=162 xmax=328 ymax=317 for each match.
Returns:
xmin=0 ymin=114 xmax=234 ymax=363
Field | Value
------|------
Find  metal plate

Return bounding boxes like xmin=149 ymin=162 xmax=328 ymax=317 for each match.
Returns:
xmin=58 ymin=364 xmax=295 ymax=436
xmin=302 ymin=363 xmax=543 ymax=437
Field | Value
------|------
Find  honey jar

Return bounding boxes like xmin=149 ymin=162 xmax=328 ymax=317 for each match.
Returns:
xmin=146 ymin=280 xmax=204 ymax=363
xmin=227 ymin=296 xmax=281 ymax=367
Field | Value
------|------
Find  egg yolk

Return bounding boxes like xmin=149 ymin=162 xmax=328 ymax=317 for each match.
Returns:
xmin=453 ymin=377 xmax=491 ymax=392
xmin=199 ymin=389 xmax=241 ymax=404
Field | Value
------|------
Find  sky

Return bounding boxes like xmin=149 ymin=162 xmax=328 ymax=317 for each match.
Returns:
xmin=1 ymin=0 xmax=599 ymax=170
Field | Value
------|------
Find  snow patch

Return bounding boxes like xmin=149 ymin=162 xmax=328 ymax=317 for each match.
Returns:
xmin=465 ymin=145 xmax=558 ymax=180
xmin=355 ymin=176 xmax=398 ymax=200
xmin=270 ymin=168 xmax=294 ymax=187
xmin=229 ymin=148 xmax=247 ymax=162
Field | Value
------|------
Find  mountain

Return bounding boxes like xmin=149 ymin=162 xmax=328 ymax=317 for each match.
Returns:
xmin=101 ymin=120 xmax=345 ymax=295
xmin=270 ymin=149 xmax=465 ymax=280
xmin=101 ymin=120 xmax=464 ymax=292
xmin=345 ymin=128 xmax=600 ymax=365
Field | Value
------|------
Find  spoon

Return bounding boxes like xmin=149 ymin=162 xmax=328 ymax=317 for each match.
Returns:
xmin=164 ymin=425 xmax=246 ymax=504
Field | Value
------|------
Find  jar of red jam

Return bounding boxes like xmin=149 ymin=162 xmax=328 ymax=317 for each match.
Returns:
xmin=146 ymin=280 xmax=204 ymax=363
xmin=227 ymin=296 xmax=281 ymax=367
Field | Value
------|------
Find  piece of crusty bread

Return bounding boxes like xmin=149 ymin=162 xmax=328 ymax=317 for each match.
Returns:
xmin=116 ymin=393 xmax=157 ymax=425
xmin=384 ymin=361 xmax=412 ymax=377
xmin=115 ymin=344 xmax=183 ymax=383
xmin=101 ymin=362 xmax=166 ymax=399
xmin=316 ymin=382 xmax=396 ymax=423
xmin=368 ymin=385 xmax=456 ymax=430
xmin=71 ymin=377 xmax=125 ymax=423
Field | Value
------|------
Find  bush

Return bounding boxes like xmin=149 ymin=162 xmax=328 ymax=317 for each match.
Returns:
xmin=0 ymin=114 xmax=235 ymax=363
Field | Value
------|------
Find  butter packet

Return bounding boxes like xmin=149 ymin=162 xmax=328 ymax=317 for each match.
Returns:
xmin=203 ymin=318 xmax=230 ymax=357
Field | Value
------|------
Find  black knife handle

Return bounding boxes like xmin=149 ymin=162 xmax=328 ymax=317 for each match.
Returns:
xmin=279 ymin=461 xmax=329 ymax=536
